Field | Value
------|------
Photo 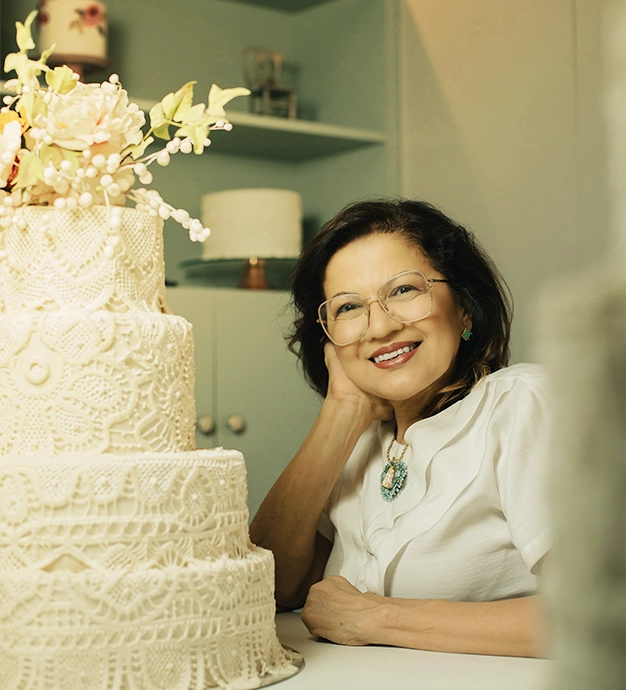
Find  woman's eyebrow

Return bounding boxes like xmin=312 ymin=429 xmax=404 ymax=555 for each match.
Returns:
xmin=332 ymin=291 xmax=361 ymax=298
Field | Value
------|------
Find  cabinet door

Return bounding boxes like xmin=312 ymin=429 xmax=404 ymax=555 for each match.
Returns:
xmin=165 ymin=287 xmax=216 ymax=449
xmin=214 ymin=290 xmax=321 ymax=519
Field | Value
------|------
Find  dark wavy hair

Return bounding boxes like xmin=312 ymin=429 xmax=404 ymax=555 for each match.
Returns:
xmin=288 ymin=198 xmax=512 ymax=418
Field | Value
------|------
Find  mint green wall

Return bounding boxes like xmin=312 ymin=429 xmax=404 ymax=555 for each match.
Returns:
xmin=294 ymin=0 xmax=389 ymax=131
xmin=2 ymin=0 xmax=396 ymax=285
xmin=294 ymin=0 xmax=400 ymax=220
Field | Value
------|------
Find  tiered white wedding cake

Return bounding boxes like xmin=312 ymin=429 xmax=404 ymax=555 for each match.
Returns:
xmin=0 ymin=12 xmax=302 ymax=690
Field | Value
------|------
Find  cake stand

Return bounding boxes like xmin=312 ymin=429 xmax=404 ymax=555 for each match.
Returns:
xmin=179 ymin=257 xmax=297 ymax=290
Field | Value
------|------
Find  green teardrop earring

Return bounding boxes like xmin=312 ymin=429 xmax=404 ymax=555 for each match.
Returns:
xmin=461 ymin=327 xmax=472 ymax=341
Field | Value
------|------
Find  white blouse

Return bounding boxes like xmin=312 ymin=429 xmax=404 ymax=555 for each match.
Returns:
xmin=319 ymin=363 xmax=552 ymax=602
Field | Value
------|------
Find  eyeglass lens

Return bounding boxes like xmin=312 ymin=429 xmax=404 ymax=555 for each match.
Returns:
xmin=320 ymin=271 xmax=433 ymax=346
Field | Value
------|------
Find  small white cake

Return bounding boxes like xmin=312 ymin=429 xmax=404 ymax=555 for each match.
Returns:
xmin=201 ymin=188 xmax=302 ymax=260
xmin=36 ymin=0 xmax=108 ymax=64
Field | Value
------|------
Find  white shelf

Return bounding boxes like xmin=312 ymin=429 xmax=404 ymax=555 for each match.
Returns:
xmin=0 ymin=83 xmax=387 ymax=162
xmin=133 ymin=97 xmax=387 ymax=162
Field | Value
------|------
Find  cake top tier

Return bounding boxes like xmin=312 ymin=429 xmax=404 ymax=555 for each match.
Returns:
xmin=0 ymin=206 xmax=166 ymax=312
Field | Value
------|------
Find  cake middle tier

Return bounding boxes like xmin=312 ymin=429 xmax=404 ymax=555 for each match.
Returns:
xmin=0 ymin=450 xmax=251 ymax=570
xmin=0 ymin=309 xmax=196 ymax=455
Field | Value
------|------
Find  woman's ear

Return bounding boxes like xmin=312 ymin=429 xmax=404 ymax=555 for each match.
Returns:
xmin=457 ymin=300 xmax=472 ymax=332
xmin=463 ymin=311 xmax=472 ymax=332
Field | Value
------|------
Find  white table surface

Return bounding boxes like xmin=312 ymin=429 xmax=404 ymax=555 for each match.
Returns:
xmin=274 ymin=612 xmax=552 ymax=690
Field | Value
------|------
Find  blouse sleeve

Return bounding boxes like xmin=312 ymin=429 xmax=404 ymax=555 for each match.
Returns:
xmin=493 ymin=368 xmax=552 ymax=574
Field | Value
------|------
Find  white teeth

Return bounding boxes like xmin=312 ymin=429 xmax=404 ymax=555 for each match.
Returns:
xmin=373 ymin=343 xmax=418 ymax=364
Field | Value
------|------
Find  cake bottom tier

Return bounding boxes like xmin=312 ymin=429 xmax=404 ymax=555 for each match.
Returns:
xmin=0 ymin=549 xmax=302 ymax=690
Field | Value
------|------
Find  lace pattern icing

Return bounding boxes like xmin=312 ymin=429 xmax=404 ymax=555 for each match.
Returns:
xmin=0 ymin=309 xmax=196 ymax=455
xmin=0 ymin=207 xmax=197 ymax=455
xmin=0 ymin=450 xmax=251 ymax=571
xmin=0 ymin=551 xmax=301 ymax=690
xmin=0 ymin=207 xmax=167 ymax=313
xmin=0 ymin=208 xmax=301 ymax=688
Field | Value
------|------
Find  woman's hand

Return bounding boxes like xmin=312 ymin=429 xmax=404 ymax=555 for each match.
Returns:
xmin=300 ymin=575 xmax=382 ymax=646
xmin=324 ymin=343 xmax=393 ymax=422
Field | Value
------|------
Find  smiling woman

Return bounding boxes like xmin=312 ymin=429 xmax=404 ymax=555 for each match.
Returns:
xmin=250 ymin=199 xmax=551 ymax=658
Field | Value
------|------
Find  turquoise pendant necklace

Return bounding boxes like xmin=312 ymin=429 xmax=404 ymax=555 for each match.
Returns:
xmin=380 ymin=437 xmax=409 ymax=501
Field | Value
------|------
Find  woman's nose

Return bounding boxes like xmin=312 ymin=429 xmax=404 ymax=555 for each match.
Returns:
xmin=363 ymin=299 xmax=402 ymax=341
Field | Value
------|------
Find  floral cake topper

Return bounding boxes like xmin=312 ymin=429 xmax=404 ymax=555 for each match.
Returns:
xmin=0 ymin=10 xmax=249 ymax=241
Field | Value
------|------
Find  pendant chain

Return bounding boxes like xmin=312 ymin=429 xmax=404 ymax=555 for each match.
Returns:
xmin=386 ymin=437 xmax=409 ymax=465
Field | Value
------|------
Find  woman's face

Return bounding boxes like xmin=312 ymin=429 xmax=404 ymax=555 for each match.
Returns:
xmin=322 ymin=232 xmax=471 ymax=405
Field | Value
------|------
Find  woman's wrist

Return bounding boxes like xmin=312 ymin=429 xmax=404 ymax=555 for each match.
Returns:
xmin=356 ymin=594 xmax=436 ymax=648
xmin=320 ymin=391 xmax=378 ymax=438
xmin=342 ymin=591 xmax=423 ymax=647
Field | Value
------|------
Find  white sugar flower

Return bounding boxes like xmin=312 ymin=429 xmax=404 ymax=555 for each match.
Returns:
xmin=36 ymin=82 xmax=145 ymax=152
xmin=0 ymin=120 xmax=22 ymax=188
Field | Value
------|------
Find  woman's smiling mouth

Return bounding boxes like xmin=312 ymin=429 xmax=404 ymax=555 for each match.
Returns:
xmin=370 ymin=342 xmax=420 ymax=367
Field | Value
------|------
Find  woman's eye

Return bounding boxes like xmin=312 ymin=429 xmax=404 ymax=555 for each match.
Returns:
xmin=391 ymin=284 xmax=418 ymax=297
xmin=335 ymin=301 xmax=363 ymax=317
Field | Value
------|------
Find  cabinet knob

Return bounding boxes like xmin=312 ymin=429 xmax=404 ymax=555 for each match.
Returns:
xmin=197 ymin=415 xmax=215 ymax=435
xmin=226 ymin=413 xmax=246 ymax=434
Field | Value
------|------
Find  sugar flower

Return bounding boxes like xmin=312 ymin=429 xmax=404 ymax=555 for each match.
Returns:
xmin=36 ymin=81 xmax=145 ymax=152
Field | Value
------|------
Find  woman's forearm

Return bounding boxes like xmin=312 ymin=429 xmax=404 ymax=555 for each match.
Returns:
xmin=364 ymin=594 xmax=549 ymax=657
xmin=249 ymin=397 xmax=372 ymax=607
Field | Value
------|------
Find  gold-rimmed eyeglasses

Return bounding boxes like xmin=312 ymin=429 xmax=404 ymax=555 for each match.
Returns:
xmin=318 ymin=270 xmax=449 ymax=346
